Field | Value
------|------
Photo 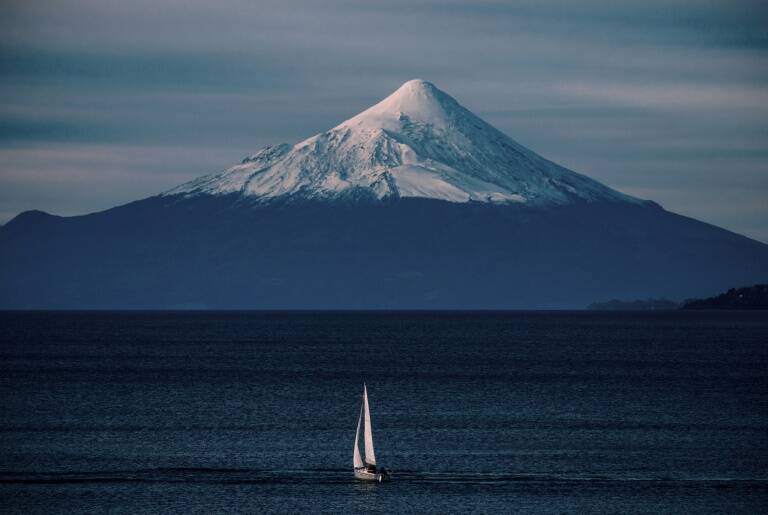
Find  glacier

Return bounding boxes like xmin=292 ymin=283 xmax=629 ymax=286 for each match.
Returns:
xmin=165 ymin=79 xmax=645 ymax=206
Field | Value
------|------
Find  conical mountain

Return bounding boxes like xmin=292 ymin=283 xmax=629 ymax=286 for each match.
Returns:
xmin=2 ymin=81 xmax=767 ymax=309
xmin=167 ymin=79 xmax=643 ymax=206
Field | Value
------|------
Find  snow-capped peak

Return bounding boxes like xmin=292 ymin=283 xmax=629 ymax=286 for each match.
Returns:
xmin=338 ymin=79 xmax=457 ymax=131
xmin=165 ymin=79 xmax=644 ymax=206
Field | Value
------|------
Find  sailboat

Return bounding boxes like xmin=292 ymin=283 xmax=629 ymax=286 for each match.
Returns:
xmin=353 ymin=384 xmax=390 ymax=482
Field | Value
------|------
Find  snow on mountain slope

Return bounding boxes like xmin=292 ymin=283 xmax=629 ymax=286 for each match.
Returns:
xmin=165 ymin=79 xmax=644 ymax=206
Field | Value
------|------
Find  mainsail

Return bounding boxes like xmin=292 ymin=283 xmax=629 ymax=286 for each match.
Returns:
xmin=353 ymin=404 xmax=363 ymax=469
xmin=363 ymin=384 xmax=376 ymax=466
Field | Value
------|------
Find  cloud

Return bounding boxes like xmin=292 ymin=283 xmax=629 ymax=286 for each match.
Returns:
xmin=554 ymin=81 xmax=768 ymax=111
xmin=0 ymin=142 xmax=238 ymax=221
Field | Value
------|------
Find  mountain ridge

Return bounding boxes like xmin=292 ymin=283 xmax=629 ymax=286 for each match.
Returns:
xmin=2 ymin=195 xmax=766 ymax=309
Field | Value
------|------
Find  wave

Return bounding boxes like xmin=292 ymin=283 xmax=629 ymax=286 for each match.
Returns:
xmin=2 ymin=468 xmax=767 ymax=486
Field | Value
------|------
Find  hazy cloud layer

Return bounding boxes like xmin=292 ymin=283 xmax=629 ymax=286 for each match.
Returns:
xmin=1 ymin=0 xmax=767 ymax=241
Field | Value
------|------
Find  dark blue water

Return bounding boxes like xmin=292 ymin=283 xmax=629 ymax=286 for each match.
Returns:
xmin=1 ymin=311 xmax=767 ymax=513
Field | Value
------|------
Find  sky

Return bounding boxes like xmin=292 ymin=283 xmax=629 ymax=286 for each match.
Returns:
xmin=1 ymin=0 xmax=767 ymax=241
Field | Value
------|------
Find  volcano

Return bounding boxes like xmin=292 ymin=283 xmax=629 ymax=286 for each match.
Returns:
xmin=1 ymin=80 xmax=766 ymax=308
xmin=166 ymin=79 xmax=642 ymax=207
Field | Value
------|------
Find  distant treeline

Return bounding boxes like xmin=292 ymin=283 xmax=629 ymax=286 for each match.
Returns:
xmin=681 ymin=284 xmax=768 ymax=310
xmin=588 ymin=284 xmax=768 ymax=310
xmin=587 ymin=298 xmax=679 ymax=311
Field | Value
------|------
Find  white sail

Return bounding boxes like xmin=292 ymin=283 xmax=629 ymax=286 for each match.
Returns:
xmin=353 ymin=405 xmax=364 ymax=469
xmin=363 ymin=384 xmax=376 ymax=466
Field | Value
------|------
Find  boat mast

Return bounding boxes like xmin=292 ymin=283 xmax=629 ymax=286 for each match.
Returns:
xmin=363 ymin=383 xmax=376 ymax=466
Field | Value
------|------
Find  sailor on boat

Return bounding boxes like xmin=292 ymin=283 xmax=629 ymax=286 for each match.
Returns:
xmin=353 ymin=383 xmax=390 ymax=482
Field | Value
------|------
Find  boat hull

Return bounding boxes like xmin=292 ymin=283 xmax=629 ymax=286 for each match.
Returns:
xmin=354 ymin=468 xmax=389 ymax=482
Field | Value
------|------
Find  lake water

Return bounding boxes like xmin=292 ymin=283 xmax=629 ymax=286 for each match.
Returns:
xmin=1 ymin=311 xmax=767 ymax=513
